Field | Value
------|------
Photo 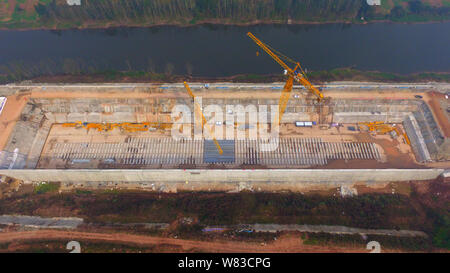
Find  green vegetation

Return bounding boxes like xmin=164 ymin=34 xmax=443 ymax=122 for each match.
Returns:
xmin=0 ymin=0 xmax=449 ymax=29
xmin=0 ymin=239 xmax=157 ymax=253
xmin=357 ymin=208 xmax=450 ymax=251
xmin=74 ymin=189 xmax=93 ymax=195
xmin=386 ymin=0 xmax=450 ymax=22
xmin=303 ymin=232 xmax=433 ymax=251
xmin=234 ymin=69 xmax=450 ymax=83
xmin=0 ymin=191 xmax=432 ymax=229
xmin=2 ymin=64 xmax=449 ymax=84
xmin=33 ymin=182 xmax=59 ymax=194
xmin=429 ymin=211 xmax=450 ymax=249
xmin=0 ymin=179 xmax=448 ymax=250
xmin=307 ymin=68 xmax=450 ymax=83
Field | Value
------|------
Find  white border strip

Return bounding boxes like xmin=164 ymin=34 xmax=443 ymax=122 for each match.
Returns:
xmin=0 ymin=97 xmax=7 ymax=116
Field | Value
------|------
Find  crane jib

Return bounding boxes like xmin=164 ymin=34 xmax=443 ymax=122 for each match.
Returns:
xmin=247 ymin=32 xmax=323 ymax=102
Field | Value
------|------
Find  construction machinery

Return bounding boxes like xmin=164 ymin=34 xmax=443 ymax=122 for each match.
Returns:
xmin=357 ymin=121 xmax=384 ymax=132
xmin=184 ymin=82 xmax=223 ymax=155
xmin=62 ymin=121 xmax=82 ymax=128
xmin=358 ymin=122 xmax=411 ymax=145
xmin=62 ymin=122 xmax=171 ymax=133
xmin=120 ymin=122 xmax=150 ymax=132
xmin=247 ymin=32 xmax=325 ymax=124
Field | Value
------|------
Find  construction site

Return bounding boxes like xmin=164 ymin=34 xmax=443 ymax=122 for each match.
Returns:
xmin=0 ymin=33 xmax=449 ymax=193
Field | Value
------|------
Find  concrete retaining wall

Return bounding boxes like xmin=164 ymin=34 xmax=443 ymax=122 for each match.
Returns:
xmin=403 ymin=114 xmax=431 ymax=162
xmin=1 ymin=168 xmax=443 ymax=192
xmin=333 ymin=112 xmax=408 ymax=123
xmin=1 ymin=168 xmax=443 ymax=184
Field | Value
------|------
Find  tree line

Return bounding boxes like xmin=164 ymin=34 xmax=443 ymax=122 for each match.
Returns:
xmin=360 ymin=0 xmax=450 ymax=21
xmin=33 ymin=0 xmax=365 ymax=24
xmin=30 ymin=0 xmax=450 ymax=27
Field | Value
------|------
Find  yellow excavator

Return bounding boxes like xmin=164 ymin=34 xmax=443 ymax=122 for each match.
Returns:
xmin=184 ymin=82 xmax=223 ymax=155
xmin=359 ymin=121 xmax=411 ymax=145
xmin=247 ymin=32 xmax=324 ymax=124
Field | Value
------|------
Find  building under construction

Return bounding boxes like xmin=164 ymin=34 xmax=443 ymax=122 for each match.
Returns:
xmin=0 ymin=82 xmax=448 ymax=192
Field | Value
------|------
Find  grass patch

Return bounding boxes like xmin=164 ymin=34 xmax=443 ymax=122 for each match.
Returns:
xmin=0 ymin=239 xmax=156 ymax=253
xmin=303 ymin=232 xmax=433 ymax=251
xmin=34 ymin=182 xmax=59 ymax=194
xmin=75 ymin=189 xmax=92 ymax=195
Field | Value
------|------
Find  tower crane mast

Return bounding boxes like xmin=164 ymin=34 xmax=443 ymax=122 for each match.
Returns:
xmin=184 ymin=82 xmax=224 ymax=155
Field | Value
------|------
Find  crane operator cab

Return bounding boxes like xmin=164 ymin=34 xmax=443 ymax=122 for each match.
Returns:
xmin=284 ymin=68 xmax=303 ymax=77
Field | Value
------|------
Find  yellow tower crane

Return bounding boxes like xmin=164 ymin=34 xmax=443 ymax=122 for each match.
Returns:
xmin=184 ymin=82 xmax=223 ymax=155
xmin=247 ymin=32 xmax=324 ymax=124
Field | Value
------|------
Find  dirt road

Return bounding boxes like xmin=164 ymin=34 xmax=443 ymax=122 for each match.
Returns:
xmin=427 ymin=92 xmax=450 ymax=137
xmin=0 ymin=230 xmax=380 ymax=253
xmin=28 ymin=86 xmax=423 ymax=100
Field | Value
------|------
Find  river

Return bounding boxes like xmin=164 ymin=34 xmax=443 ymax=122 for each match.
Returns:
xmin=1 ymin=22 xmax=449 ymax=77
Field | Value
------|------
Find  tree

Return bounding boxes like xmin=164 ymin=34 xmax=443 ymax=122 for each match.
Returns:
xmin=408 ymin=1 xmax=425 ymax=14
xmin=165 ymin=63 xmax=175 ymax=77
xmin=146 ymin=58 xmax=156 ymax=74
xmin=390 ymin=6 xmax=406 ymax=19
xmin=185 ymin=62 xmax=193 ymax=76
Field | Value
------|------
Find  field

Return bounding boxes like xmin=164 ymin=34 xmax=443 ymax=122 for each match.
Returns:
xmin=0 ymin=176 xmax=448 ymax=252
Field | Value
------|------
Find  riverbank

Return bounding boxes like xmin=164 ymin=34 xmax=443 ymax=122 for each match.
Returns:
xmin=2 ymin=18 xmax=450 ymax=31
xmin=13 ymin=69 xmax=450 ymax=85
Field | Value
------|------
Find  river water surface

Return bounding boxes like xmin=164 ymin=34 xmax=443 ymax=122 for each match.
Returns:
xmin=1 ymin=22 xmax=449 ymax=77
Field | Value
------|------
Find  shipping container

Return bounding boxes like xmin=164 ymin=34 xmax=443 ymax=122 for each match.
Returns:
xmin=295 ymin=121 xmax=313 ymax=127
